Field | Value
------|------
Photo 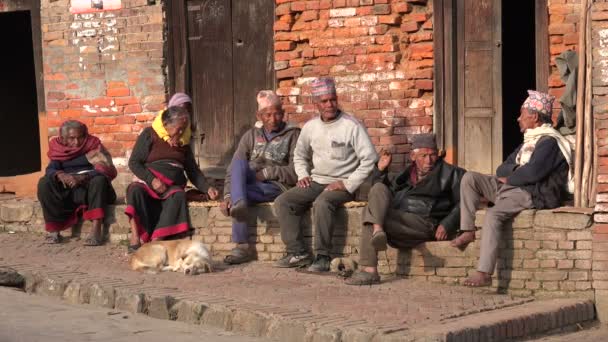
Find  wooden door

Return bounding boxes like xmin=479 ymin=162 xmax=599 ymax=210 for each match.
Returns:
xmin=182 ymin=0 xmax=274 ymax=168
xmin=457 ymin=0 xmax=502 ymax=174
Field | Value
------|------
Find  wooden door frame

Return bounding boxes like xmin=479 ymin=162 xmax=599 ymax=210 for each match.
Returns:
xmin=434 ymin=0 xmax=549 ymax=166
xmin=0 ymin=0 xmax=48 ymax=197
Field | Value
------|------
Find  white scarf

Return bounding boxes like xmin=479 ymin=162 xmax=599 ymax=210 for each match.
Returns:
xmin=515 ymin=124 xmax=574 ymax=193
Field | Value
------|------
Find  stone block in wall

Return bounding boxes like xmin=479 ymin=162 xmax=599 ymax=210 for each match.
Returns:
xmin=533 ymin=211 xmax=592 ymax=229
xmin=0 ymin=201 xmax=35 ymax=222
xmin=189 ymin=207 xmax=209 ymax=228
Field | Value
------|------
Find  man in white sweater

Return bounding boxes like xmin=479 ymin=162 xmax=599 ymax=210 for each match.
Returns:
xmin=273 ymin=77 xmax=378 ymax=272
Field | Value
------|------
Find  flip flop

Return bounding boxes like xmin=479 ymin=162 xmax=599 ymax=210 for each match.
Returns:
xmin=44 ymin=233 xmax=62 ymax=244
xmin=83 ymin=235 xmax=103 ymax=246
xmin=370 ymin=230 xmax=388 ymax=251
xmin=463 ymin=274 xmax=492 ymax=287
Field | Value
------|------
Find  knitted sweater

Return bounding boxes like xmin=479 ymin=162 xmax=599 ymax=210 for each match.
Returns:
xmin=294 ymin=111 xmax=378 ymax=194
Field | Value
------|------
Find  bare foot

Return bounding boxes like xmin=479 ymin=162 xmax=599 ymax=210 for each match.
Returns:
xmin=463 ymin=271 xmax=492 ymax=287
xmin=450 ymin=231 xmax=475 ymax=249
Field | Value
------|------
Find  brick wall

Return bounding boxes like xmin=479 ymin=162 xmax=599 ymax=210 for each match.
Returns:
xmin=40 ymin=0 xmax=165 ymax=183
xmin=274 ymin=0 xmax=434 ymax=172
xmin=0 ymin=199 xmax=594 ymax=299
xmin=592 ymin=0 xmax=608 ymax=322
xmin=548 ymin=0 xmax=581 ymax=118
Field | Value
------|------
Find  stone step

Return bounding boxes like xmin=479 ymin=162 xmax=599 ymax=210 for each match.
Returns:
xmin=4 ymin=261 xmax=597 ymax=342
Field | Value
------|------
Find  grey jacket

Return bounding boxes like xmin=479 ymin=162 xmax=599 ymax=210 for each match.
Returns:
xmin=223 ymin=123 xmax=300 ymax=198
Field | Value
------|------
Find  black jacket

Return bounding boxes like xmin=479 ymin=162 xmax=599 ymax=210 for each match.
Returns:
xmin=497 ymin=136 xmax=569 ymax=209
xmin=372 ymin=159 xmax=466 ymax=234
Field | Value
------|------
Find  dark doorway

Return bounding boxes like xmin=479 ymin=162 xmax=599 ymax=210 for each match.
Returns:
xmin=502 ymin=0 xmax=536 ymax=157
xmin=0 ymin=10 xmax=41 ymax=176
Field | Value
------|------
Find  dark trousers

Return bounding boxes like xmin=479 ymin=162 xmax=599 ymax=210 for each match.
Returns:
xmin=38 ymin=175 xmax=116 ymax=232
xmin=359 ymin=183 xmax=435 ymax=267
xmin=274 ymin=182 xmax=353 ymax=256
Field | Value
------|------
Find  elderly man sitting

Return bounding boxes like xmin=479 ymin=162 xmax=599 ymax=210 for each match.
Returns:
xmin=346 ymin=134 xmax=466 ymax=285
xmin=451 ymin=90 xmax=573 ymax=287
xmin=38 ymin=120 xmax=117 ymax=245
xmin=220 ymin=90 xmax=300 ymax=264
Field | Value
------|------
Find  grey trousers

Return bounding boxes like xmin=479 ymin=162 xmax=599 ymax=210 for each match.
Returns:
xmin=460 ymin=172 xmax=534 ymax=274
xmin=359 ymin=183 xmax=435 ymax=267
xmin=274 ymin=182 xmax=354 ymax=256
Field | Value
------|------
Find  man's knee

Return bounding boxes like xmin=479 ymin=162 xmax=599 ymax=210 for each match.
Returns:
xmin=461 ymin=172 xmax=479 ymax=189
xmin=368 ymin=182 xmax=390 ymax=198
xmin=312 ymin=193 xmax=339 ymax=212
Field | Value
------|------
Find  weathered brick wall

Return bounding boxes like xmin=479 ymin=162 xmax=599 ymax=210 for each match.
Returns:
xmin=40 ymin=0 xmax=165 ymax=190
xmin=591 ymin=1 xmax=608 ymax=322
xmin=0 ymin=199 xmax=594 ymax=299
xmin=548 ymin=0 xmax=581 ymax=118
xmin=274 ymin=0 xmax=434 ymax=171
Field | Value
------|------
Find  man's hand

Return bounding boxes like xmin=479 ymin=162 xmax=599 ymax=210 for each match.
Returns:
xmin=207 ymin=187 xmax=219 ymax=200
xmin=57 ymin=173 xmax=78 ymax=188
xmin=297 ymin=176 xmax=312 ymax=188
xmin=377 ymin=149 xmax=392 ymax=172
xmin=497 ymin=177 xmax=508 ymax=184
xmin=220 ymin=198 xmax=231 ymax=217
xmin=151 ymin=178 xmax=168 ymax=194
xmin=324 ymin=180 xmax=347 ymax=192
xmin=72 ymin=174 xmax=90 ymax=187
xmin=255 ymin=170 xmax=266 ymax=182
xmin=435 ymin=225 xmax=448 ymax=241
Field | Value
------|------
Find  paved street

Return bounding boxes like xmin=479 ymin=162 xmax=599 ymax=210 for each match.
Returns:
xmin=0 ymin=287 xmax=267 ymax=342
xmin=533 ymin=326 xmax=608 ymax=342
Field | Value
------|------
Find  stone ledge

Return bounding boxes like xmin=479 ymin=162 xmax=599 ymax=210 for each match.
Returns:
xmin=0 ymin=200 xmax=595 ymax=299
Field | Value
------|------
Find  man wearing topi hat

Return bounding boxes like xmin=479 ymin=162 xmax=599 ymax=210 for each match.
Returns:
xmin=346 ymin=133 xmax=466 ymax=285
xmin=273 ymin=77 xmax=377 ymax=272
xmin=451 ymin=90 xmax=573 ymax=287
xmin=220 ymin=90 xmax=301 ymax=265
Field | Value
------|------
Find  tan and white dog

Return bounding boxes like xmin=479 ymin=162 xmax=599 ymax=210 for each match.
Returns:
xmin=129 ymin=239 xmax=213 ymax=275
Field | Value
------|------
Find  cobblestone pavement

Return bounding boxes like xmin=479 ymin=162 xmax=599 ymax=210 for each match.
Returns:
xmin=0 ymin=232 xmax=528 ymax=330
xmin=0 ymin=287 xmax=267 ymax=342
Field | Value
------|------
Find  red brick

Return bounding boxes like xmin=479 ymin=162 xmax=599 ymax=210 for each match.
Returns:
xmin=274 ymin=21 xmax=292 ymax=31
xmin=114 ymin=97 xmax=139 ymax=106
xmin=107 ymin=88 xmax=130 ymax=97
xmin=107 ymin=81 xmax=127 ymax=89
xmin=275 ymin=41 xmax=296 ymax=51
xmin=91 ymin=98 xmax=114 ymax=107
xmin=393 ymin=2 xmax=412 ymax=13
xmin=401 ymin=21 xmax=420 ymax=33
xmin=301 ymin=10 xmax=319 ymax=21
xmin=277 ymin=67 xmax=303 ymax=79
xmin=59 ymin=109 xmax=83 ymax=119
xmin=94 ymin=117 xmax=117 ymax=125
xmin=275 ymin=50 xmax=302 ymax=61
xmin=124 ymin=104 xmax=143 ymax=114
xmin=595 ymin=224 xmax=608 ymax=234
xmin=69 ymin=99 xmax=92 ymax=108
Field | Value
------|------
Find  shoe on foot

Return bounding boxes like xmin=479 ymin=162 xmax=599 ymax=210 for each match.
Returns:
xmin=230 ymin=199 xmax=248 ymax=222
xmin=345 ymin=270 xmax=381 ymax=285
xmin=273 ymin=253 xmax=312 ymax=268
xmin=307 ymin=254 xmax=331 ymax=273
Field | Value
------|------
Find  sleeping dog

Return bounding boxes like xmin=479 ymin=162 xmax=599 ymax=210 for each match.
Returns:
xmin=129 ymin=239 xmax=213 ymax=275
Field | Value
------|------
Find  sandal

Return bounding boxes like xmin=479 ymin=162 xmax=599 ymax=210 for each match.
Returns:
xmin=370 ymin=230 xmax=388 ymax=251
xmin=463 ymin=272 xmax=492 ymax=287
xmin=83 ymin=235 xmax=103 ymax=246
xmin=44 ymin=232 xmax=62 ymax=244
xmin=344 ymin=270 xmax=381 ymax=286
xmin=224 ymin=247 xmax=252 ymax=265
xmin=127 ymin=242 xmax=141 ymax=254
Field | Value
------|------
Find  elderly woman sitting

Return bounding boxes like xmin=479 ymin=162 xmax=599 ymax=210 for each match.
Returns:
xmin=38 ymin=120 xmax=117 ymax=245
xmin=126 ymin=106 xmax=218 ymax=253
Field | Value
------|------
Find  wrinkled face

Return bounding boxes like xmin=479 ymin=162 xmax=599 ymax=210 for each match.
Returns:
xmin=517 ymin=107 xmax=539 ymax=133
xmin=257 ymin=106 xmax=284 ymax=132
xmin=314 ymin=93 xmax=339 ymax=121
xmin=182 ymin=254 xmax=212 ymax=275
xmin=411 ymin=147 xmax=439 ymax=176
xmin=164 ymin=117 xmax=189 ymax=140
xmin=64 ymin=128 xmax=86 ymax=148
